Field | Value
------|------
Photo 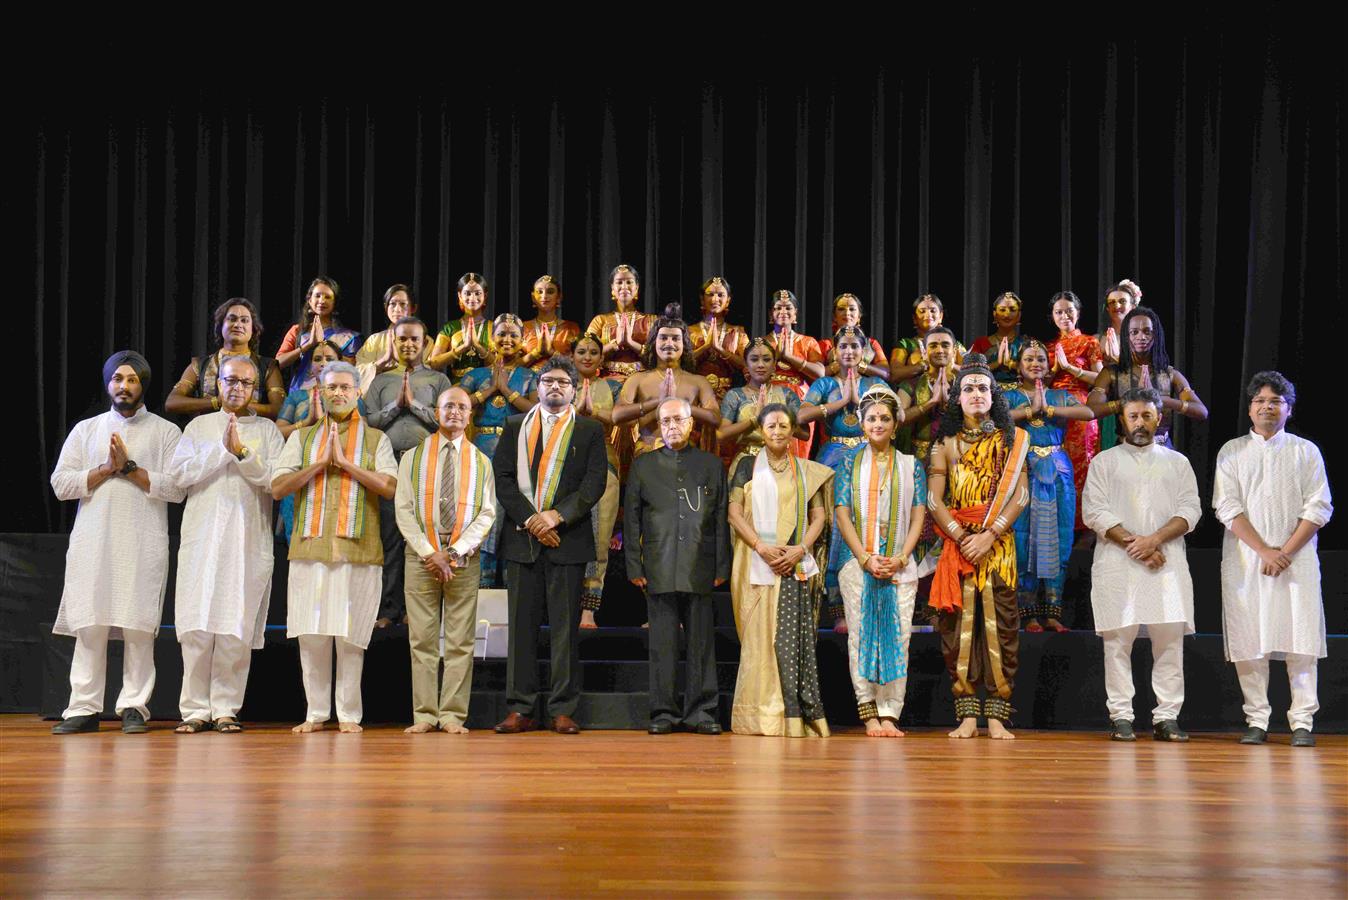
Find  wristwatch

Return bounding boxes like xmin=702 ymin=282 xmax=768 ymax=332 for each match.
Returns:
xmin=119 ymin=459 xmax=139 ymax=476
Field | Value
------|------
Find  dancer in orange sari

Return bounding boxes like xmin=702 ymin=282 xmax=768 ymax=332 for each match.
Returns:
xmin=520 ymin=275 xmax=581 ymax=372
xmin=766 ymin=290 xmax=824 ymax=459
xmin=689 ymin=276 xmax=749 ymax=461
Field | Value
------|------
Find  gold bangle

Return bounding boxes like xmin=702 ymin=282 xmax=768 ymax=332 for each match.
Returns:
xmin=1045 ymin=404 xmax=1055 ymax=418
xmin=211 ymin=395 xmax=221 ymax=411
xmin=507 ymin=390 xmax=521 ymax=403
xmin=472 ymin=390 xmax=484 ymax=403
xmin=1180 ymin=399 xmax=1190 ymax=414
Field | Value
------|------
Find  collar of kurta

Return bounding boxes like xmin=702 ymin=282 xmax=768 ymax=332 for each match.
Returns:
xmin=107 ymin=405 xmax=148 ymax=421
xmin=1249 ymin=428 xmax=1286 ymax=446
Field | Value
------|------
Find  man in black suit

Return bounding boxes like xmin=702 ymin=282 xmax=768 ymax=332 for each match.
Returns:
xmin=625 ymin=397 xmax=731 ymax=735
xmin=492 ymin=356 xmax=608 ymax=734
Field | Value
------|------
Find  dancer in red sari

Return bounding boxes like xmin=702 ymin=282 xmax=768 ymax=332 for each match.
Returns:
xmin=1045 ymin=291 xmax=1102 ymax=530
xmin=766 ymin=290 xmax=825 ymax=459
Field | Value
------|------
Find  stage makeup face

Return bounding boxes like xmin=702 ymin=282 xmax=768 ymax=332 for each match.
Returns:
xmin=394 ymin=322 xmax=426 ymax=365
xmin=572 ymin=336 xmax=602 ymax=376
xmin=702 ymin=281 xmax=730 ymax=316
xmin=221 ymin=304 xmax=255 ymax=346
xmin=458 ymin=281 xmax=486 ymax=316
xmin=1123 ymin=399 xmax=1160 ymax=446
xmin=771 ymin=297 xmax=797 ymax=328
xmin=959 ymin=373 xmax=993 ymax=418
xmin=108 ymin=365 xmax=144 ymax=413
xmin=611 ymin=268 xmax=638 ymax=311
xmin=1104 ymin=290 xmax=1134 ymax=323
xmin=1052 ymin=297 xmax=1079 ymax=333
xmin=993 ymin=296 xmax=1021 ymax=328
xmin=745 ymin=343 xmax=774 ymax=384
xmin=914 ymin=298 xmax=942 ymax=332
xmin=532 ymin=277 xmax=561 ymax=313
xmin=1019 ymin=343 xmax=1050 ymax=381
xmin=836 ymin=335 xmax=865 ymax=370
xmin=833 ymin=295 xmax=861 ymax=329
xmin=654 ymin=326 xmax=684 ymax=364
xmin=493 ymin=319 xmax=522 ymax=356
xmin=863 ymin=404 xmax=896 ymax=444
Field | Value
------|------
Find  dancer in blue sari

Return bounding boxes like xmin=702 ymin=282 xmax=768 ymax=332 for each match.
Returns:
xmin=460 ymin=314 xmax=538 ymax=586
xmin=1004 ymin=340 xmax=1096 ymax=632
xmin=797 ymin=325 xmax=885 ymax=630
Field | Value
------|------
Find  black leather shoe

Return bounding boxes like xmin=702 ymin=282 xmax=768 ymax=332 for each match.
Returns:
xmin=693 ymin=722 xmax=722 ymax=735
xmin=1290 ymin=728 xmax=1315 ymax=748
xmin=1153 ymin=720 xmax=1189 ymax=742
xmin=121 ymin=709 xmax=149 ymax=734
xmin=1110 ymin=719 xmax=1136 ymax=742
xmin=648 ymin=721 xmax=674 ymax=735
xmin=52 ymin=714 xmax=100 ymax=734
xmin=1239 ymin=726 xmax=1268 ymax=745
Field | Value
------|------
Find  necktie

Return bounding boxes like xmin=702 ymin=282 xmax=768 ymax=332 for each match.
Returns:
xmin=439 ymin=441 xmax=457 ymax=536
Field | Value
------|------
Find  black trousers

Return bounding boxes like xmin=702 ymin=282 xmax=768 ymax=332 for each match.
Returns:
xmin=647 ymin=591 xmax=719 ymax=727
xmin=377 ymin=495 xmax=406 ymax=621
xmin=504 ymin=557 xmax=584 ymax=719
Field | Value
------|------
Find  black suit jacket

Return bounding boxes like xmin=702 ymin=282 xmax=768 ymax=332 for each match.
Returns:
xmin=623 ymin=444 xmax=731 ymax=595
xmin=493 ymin=411 xmax=609 ymax=565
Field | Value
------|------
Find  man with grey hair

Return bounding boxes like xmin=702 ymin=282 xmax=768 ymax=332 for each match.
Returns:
xmin=1083 ymin=387 xmax=1202 ymax=743
xmin=624 ymin=397 xmax=731 ymax=734
xmin=1214 ymin=371 xmax=1332 ymax=747
xmin=272 ymin=360 xmax=398 ymax=733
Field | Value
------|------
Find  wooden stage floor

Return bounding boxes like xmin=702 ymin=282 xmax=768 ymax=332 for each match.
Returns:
xmin=1 ymin=715 xmax=1343 ymax=898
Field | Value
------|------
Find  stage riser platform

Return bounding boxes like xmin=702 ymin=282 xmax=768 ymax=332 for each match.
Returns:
xmin=33 ymin=627 xmax=1348 ymax=732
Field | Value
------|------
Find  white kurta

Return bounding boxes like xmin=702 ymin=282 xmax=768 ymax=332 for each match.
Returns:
xmin=50 ymin=407 xmax=185 ymax=638
xmin=172 ymin=412 xmax=286 ymax=649
xmin=1213 ymin=429 xmax=1332 ymax=662
xmin=1082 ymin=441 xmax=1202 ymax=634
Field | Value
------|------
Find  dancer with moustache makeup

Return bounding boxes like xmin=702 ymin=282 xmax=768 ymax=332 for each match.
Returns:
xmin=169 ymin=356 xmax=285 ymax=734
xmin=1214 ymin=372 xmax=1332 ymax=748
xmin=520 ymin=275 xmax=581 ymax=372
xmin=765 ymin=290 xmax=825 ymax=459
xmin=798 ymin=325 xmax=887 ymax=630
xmin=50 ymin=351 xmax=186 ymax=735
xmin=625 ymin=398 xmax=730 ymax=735
xmin=726 ymin=404 xmax=835 ymax=737
xmin=492 ymin=356 xmax=608 ymax=735
xmin=271 ymin=362 xmax=398 ymax=734
xmin=395 ymin=387 xmax=497 ymax=734
xmin=1093 ymin=280 xmax=1142 ymax=450
xmin=612 ymin=304 xmax=719 ymax=460
xmin=166 ymin=297 xmax=285 ymax=420
xmin=888 ymin=293 xmax=966 ymax=384
xmin=1004 ymin=341 xmax=1096 ymax=633
xmin=895 ymin=326 xmax=960 ymax=462
xmin=365 ymin=318 xmax=452 ymax=625
xmin=818 ymin=294 xmax=890 ymax=381
xmin=571 ymin=333 xmax=622 ymax=628
xmin=1088 ymin=306 xmax=1208 ymax=449
xmin=275 ymin=276 xmax=362 ymax=392
xmin=968 ymin=292 xmax=1027 ymax=386
xmin=832 ymin=385 xmax=930 ymax=736
xmin=461 ymin=314 xmax=539 ymax=587
xmin=429 ymin=273 xmax=497 ymax=382
xmin=717 ymin=337 xmax=803 ymax=476
xmin=354 ymin=284 xmax=431 ymax=393
xmin=1083 ymin=388 xmax=1202 ymax=743
xmin=926 ymin=354 xmax=1029 ymax=740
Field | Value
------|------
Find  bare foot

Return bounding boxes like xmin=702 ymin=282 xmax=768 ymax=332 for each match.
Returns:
xmin=864 ymin=718 xmax=885 ymax=737
xmin=580 ymin=610 xmax=598 ymax=629
xmin=1025 ymin=618 xmax=1044 ymax=633
xmin=404 ymin=722 xmax=437 ymax=734
xmin=987 ymin=719 xmax=1016 ymax=740
xmin=880 ymin=720 xmax=905 ymax=738
xmin=292 ymin=721 xmax=325 ymax=734
xmin=338 ymin=722 xmax=363 ymax=733
xmin=1045 ymin=618 xmax=1069 ymax=633
xmin=833 ymin=617 xmax=848 ymax=635
xmin=442 ymin=723 xmax=469 ymax=735
xmin=948 ymin=717 xmax=978 ymax=739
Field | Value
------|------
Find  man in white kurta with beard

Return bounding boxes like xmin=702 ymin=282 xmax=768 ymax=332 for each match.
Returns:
xmin=171 ymin=356 xmax=285 ymax=733
xmin=1214 ymin=371 xmax=1332 ymax=748
xmin=1083 ymin=387 xmax=1202 ymax=743
xmin=272 ymin=361 xmax=398 ymax=733
xmin=50 ymin=351 xmax=185 ymax=734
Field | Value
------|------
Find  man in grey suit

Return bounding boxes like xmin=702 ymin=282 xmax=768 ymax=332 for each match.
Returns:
xmin=625 ymin=397 xmax=731 ymax=735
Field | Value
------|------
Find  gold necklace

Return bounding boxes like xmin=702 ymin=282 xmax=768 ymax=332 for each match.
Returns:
xmin=767 ymin=453 xmax=792 ymax=473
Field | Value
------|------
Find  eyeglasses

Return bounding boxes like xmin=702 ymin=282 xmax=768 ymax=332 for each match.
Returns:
xmin=1251 ymin=398 xmax=1288 ymax=408
xmin=539 ymin=376 xmax=573 ymax=388
xmin=323 ymin=383 xmax=357 ymax=394
xmin=659 ymin=416 xmax=690 ymax=427
xmin=221 ymin=377 xmax=256 ymax=389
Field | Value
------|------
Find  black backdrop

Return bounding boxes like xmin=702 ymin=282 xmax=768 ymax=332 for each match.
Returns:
xmin=18 ymin=17 xmax=1344 ymax=546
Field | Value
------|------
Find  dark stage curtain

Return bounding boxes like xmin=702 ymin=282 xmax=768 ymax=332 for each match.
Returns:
xmin=20 ymin=25 xmax=1343 ymax=546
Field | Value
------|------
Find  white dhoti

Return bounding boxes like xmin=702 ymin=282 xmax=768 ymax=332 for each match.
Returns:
xmin=287 ymin=560 xmax=382 ymax=724
xmin=838 ymin=559 xmax=915 ymax=721
xmin=178 ymin=630 xmax=253 ymax=721
xmin=63 ymin=626 xmax=157 ymax=720
xmin=1101 ymin=622 xmax=1186 ymax=724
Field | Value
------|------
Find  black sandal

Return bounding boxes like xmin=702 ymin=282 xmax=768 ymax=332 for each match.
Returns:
xmin=175 ymin=719 xmax=212 ymax=734
xmin=214 ymin=718 xmax=244 ymax=734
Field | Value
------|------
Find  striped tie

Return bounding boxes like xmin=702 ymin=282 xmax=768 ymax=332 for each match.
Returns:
xmin=438 ymin=442 xmax=457 ymax=535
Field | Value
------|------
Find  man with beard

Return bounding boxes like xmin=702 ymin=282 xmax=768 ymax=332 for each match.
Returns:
xmin=395 ymin=386 xmax=497 ymax=734
xmin=895 ymin=325 xmax=960 ymax=461
xmin=612 ymin=303 xmax=720 ymax=459
xmin=169 ymin=356 xmax=286 ymax=733
xmin=1083 ymin=387 xmax=1202 ymax=742
xmin=926 ymin=354 xmax=1030 ymax=739
xmin=365 ymin=317 xmax=452 ymax=628
xmin=272 ymin=361 xmax=398 ymax=733
xmin=1213 ymin=372 xmax=1332 ymax=747
xmin=50 ymin=351 xmax=186 ymax=734
xmin=625 ymin=398 xmax=730 ymax=735
xmin=492 ymin=356 xmax=608 ymax=734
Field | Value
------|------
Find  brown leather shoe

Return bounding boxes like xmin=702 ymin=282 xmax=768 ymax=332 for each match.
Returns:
xmin=494 ymin=712 xmax=536 ymax=734
xmin=551 ymin=714 xmax=581 ymax=735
